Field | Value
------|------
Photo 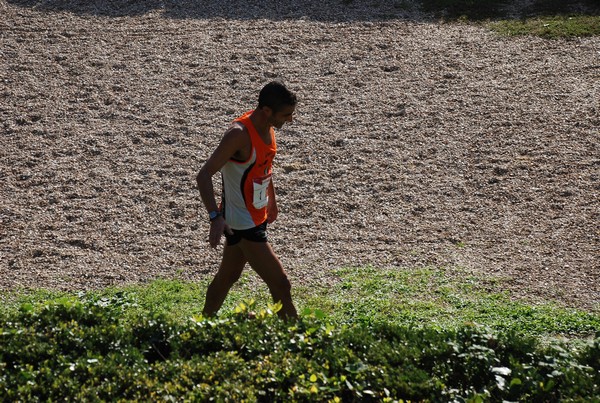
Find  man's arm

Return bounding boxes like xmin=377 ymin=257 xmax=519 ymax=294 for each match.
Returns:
xmin=196 ymin=127 xmax=249 ymax=247
xmin=267 ymin=179 xmax=278 ymax=224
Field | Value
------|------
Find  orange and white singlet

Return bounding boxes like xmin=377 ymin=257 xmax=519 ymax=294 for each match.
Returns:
xmin=221 ymin=111 xmax=277 ymax=230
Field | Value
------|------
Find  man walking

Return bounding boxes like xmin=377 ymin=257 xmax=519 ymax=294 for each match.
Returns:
xmin=196 ymin=81 xmax=298 ymax=319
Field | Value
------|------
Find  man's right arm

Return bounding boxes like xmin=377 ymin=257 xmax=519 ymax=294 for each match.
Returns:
xmin=196 ymin=127 xmax=247 ymax=248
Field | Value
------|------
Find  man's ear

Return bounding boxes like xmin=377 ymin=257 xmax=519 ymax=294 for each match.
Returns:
xmin=262 ymin=106 xmax=274 ymax=118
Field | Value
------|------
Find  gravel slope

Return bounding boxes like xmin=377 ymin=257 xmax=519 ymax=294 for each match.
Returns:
xmin=1 ymin=1 xmax=598 ymax=312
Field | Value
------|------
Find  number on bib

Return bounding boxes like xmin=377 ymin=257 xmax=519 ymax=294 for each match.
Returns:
xmin=252 ymin=175 xmax=271 ymax=209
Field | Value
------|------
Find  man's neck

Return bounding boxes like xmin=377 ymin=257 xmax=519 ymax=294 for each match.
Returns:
xmin=249 ymin=109 xmax=271 ymax=138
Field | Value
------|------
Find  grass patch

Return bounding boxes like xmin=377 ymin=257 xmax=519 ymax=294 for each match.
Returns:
xmin=3 ymin=266 xmax=597 ymax=339
xmin=299 ymin=266 xmax=599 ymax=338
xmin=489 ymin=15 xmax=600 ymax=38
xmin=0 ymin=282 xmax=198 ymax=322
xmin=416 ymin=0 xmax=600 ymax=38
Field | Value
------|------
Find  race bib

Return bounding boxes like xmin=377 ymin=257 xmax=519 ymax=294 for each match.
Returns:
xmin=252 ymin=174 xmax=271 ymax=209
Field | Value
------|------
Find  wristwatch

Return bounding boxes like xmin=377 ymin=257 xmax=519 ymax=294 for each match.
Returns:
xmin=208 ymin=211 xmax=221 ymax=221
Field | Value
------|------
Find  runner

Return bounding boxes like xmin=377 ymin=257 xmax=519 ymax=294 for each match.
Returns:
xmin=196 ymin=81 xmax=298 ymax=319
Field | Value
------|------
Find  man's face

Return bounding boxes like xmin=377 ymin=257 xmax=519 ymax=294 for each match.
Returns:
xmin=269 ymin=105 xmax=296 ymax=129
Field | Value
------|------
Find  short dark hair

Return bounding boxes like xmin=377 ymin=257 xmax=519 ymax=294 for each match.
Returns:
xmin=258 ymin=81 xmax=297 ymax=113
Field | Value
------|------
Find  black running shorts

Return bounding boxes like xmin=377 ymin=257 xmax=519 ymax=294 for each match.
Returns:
xmin=224 ymin=221 xmax=268 ymax=246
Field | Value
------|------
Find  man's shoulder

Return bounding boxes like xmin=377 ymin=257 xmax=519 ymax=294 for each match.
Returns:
xmin=224 ymin=121 xmax=249 ymax=140
xmin=230 ymin=120 xmax=248 ymax=132
xmin=222 ymin=122 xmax=251 ymax=152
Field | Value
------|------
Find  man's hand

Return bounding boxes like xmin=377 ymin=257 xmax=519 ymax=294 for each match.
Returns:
xmin=208 ymin=216 xmax=232 ymax=248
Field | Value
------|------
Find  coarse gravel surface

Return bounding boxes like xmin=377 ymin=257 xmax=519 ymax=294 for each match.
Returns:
xmin=1 ymin=0 xmax=598 ymax=312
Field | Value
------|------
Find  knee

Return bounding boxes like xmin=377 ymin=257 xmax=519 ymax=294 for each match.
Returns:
xmin=213 ymin=271 xmax=242 ymax=288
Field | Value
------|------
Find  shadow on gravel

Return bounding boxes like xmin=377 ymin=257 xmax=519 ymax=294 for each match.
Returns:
xmin=6 ymin=0 xmax=600 ymax=21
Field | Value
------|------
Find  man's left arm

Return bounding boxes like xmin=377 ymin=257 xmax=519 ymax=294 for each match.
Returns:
xmin=267 ymin=179 xmax=278 ymax=223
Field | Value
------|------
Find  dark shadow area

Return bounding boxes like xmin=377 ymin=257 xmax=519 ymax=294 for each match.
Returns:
xmin=6 ymin=0 xmax=600 ymax=21
xmin=6 ymin=0 xmax=419 ymax=21
xmin=422 ymin=0 xmax=600 ymax=20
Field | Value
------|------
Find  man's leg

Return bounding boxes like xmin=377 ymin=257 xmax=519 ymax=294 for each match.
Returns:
xmin=202 ymin=244 xmax=247 ymax=317
xmin=238 ymin=239 xmax=297 ymax=319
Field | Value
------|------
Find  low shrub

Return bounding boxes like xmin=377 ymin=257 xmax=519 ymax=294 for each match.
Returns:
xmin=1 ymin=298 xmax=598 ymax=401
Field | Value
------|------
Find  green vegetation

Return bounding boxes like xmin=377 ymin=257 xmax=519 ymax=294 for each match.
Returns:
xmin=1 ymin=266 xmax=599 ymax=400
xmin=488 ymin=15 xmax=600 ymax=38
xmin=305 ymin=267 xmax=600 ymax=337
xmin=1 ymin=296 xmax=599 ymax=401
xmin=418 ymin=0 xmax=600 ymax=38
xmin=4 ymin=266 xmax=597 ymax=338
